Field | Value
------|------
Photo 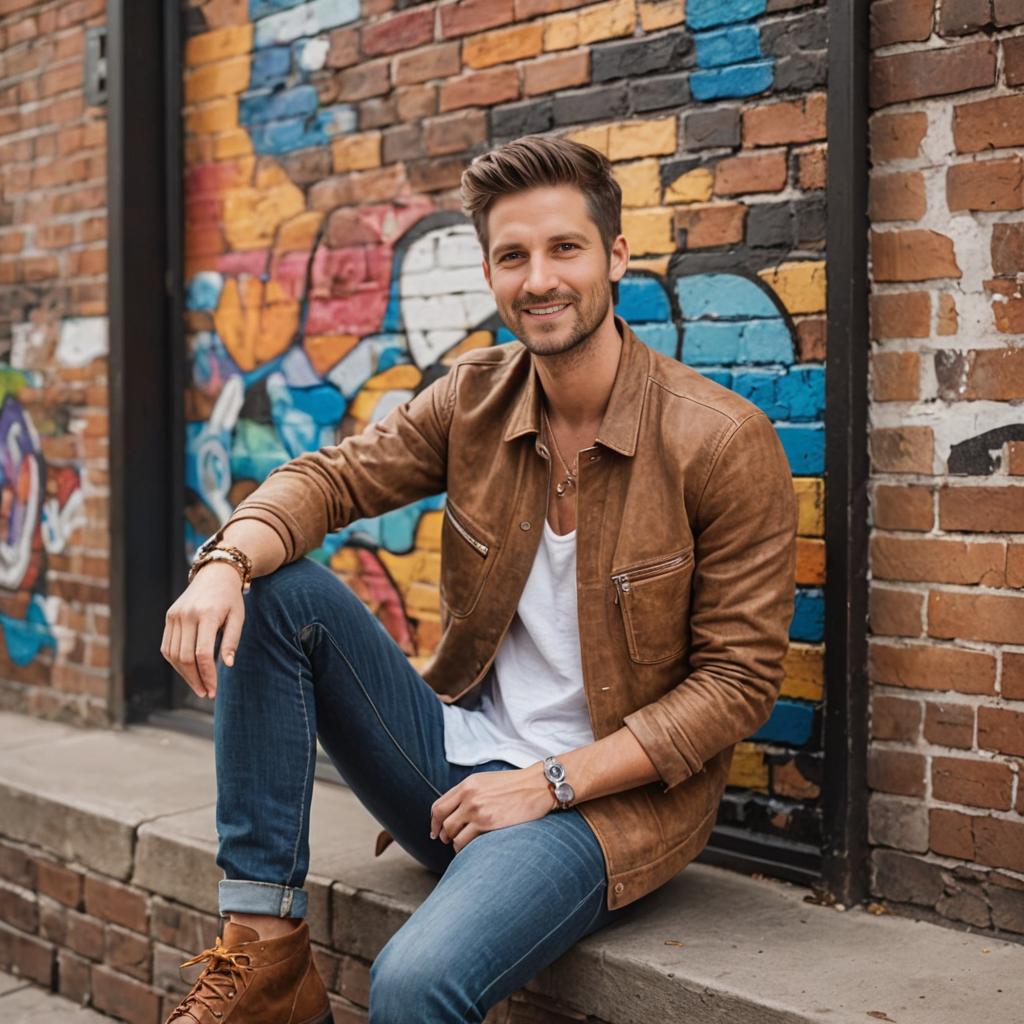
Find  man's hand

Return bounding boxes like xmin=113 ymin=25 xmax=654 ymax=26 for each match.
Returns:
xmin=161 ymin=562 xmax=246 ymax=700
xmin=430 ymin=762 xmax=557 ymax=854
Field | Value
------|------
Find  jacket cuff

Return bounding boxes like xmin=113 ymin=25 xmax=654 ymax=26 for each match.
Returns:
xmin=623 ymin=703 xmax=704 ymax=792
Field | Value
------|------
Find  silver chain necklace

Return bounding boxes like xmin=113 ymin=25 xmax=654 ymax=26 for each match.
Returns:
xmin=542 ymin=407 xmax=578 ymax=498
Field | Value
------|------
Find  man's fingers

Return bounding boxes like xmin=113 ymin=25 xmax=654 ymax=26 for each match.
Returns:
xmin=453 ymin=824 xmax=480 ymax=854
xmin=219 ymin=603 xmax=244 ymax=668
xmin=175 ymin=617 xmax=206 ymax=698
xmin=194 ymin=615 xmax=220 ymax=696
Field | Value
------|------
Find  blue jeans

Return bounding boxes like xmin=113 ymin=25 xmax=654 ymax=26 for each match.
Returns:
xmin=213 ymin=557 xmax=627 ymax=1022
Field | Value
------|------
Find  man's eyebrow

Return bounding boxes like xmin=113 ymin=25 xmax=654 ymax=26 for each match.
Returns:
xmin=491 ymin=232 xmax=591 ymax=258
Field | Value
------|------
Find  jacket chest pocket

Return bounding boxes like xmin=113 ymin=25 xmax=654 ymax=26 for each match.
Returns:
xmin=440 ymin=499 xmax=495 ymax=618
xmin=612 ymin=548 xmax=694 ymax=664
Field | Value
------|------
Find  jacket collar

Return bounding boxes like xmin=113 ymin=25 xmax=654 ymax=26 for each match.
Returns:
xmin=502 ymin=314 xmax=650 ymax=457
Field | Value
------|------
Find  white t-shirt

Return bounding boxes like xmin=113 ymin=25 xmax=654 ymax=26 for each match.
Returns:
xmin=441 ymin=518 xmax=595 ymax=767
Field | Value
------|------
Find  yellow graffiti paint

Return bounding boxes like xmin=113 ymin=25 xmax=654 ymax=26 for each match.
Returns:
xmin=758 ymin=260 xmax=826 ymax=315
xmin=794 ymin=477 xmax=825 ymax=537
xmin=781 ymin=642 xmax=824 ymax=702
xmin=664 ymin=166 xmax=714 ymax=204
xmin=728 ymin=742 xmax=769 ymax=792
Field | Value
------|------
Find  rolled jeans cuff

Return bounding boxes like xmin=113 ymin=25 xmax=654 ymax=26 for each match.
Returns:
xmin=218 ymin=879 xmax=308 ymax=919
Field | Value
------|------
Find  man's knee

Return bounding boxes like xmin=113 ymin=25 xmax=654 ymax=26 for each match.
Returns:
xmin=369 ymin=940 xmax=477 ymax=1023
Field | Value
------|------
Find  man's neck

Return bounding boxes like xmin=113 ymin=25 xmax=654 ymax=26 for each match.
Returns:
xmin=532 ymin=310 xmax=623 ymax=431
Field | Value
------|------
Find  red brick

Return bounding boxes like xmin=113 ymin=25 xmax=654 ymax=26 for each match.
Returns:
xmin=872 ymin=230 xmax=961 ymax=282
xmin=869 ymin=291 xmax=931 ymax=341
xmin=393 ymin=42 xmax=460 ymax=85
xmin=986 ymin=277 xmax=1024 ymax=333
xmin=423 ymin=109 xmax=487 ymax=156
xmin=974 ymin=815 xmax=1024 ymax=872
xmin=923 ymin=701 xmax=974 ymax=749
xmin=326 ymin=26 xmax=359 ymax=68
xmin=1004 ymin=35 xmax=1024 ymax=87
xmin=871 ymin=535 xmax=1006 ymax=586
xmin=522 ymin=50 xmax=589 ymax=96
xmin=928 ymin=590 xmax=1024 ymax=645
xmin=1011 ymin=442 xmax=1024 ymax=477
xmin=66 ymin=909 xmax=105 ymax=960
xmin=947 ymin=157 xmax=1024 ymax=211
xmin=439 ymin=66 xmax=519 ymax=112
xmin=796 ymin=144 xmax=826 ymax=190
xmin=929 ymin=807 xmax=976 ymax=858
xmin=395 ymin=83 xmax=438 ymax=121
xmin=336 ymin=59 xmax=391 ymax=101
xmin=0 ymin=842 xmax=36 ymax=890
xmin=869 ymin=640 xmax=996 ymax=694
xmin=91 ymin=963 xmax=161 ymax=1024
xmin=868 ymin=748 xmax=926 ymax=797
xmin=675 ymin=203 xmax=746 ymax=249
xmin=933 ymin=755 xmax=1014 ymax=810
xmin=995 ymin=0 xmax=1024 ymax=26
xmin=0 ymin=921 xmax=53 ymax=985
xmin=406 ymin=154 xmax=470 ymax=192
xmin=743 ymin=93 xmax=826 ymax=147
xmin=869 ymin=586 xmax=925 ymax=636
xmin=954 ymin=94 xmax=1024 ymax=154
xmin=938 ymin=485 xmax=1024 ymax=532
xmin=869 ymin=170 xmax=926 ymax=222
xmin=35 ymin=858 xmax=83 ymax=908
xmin=340 ymin=955 xmax=371 ymax=1007
xmin=795 ymin=317 xmax=826 ymax=361
xmin=83 ymin=876 xmax=148 ymax=934
xmin=440 ymin=0 xmax=515 ymax=38
xmin=870 ymin=426 xmax=934 ymax=473
xmin=105 ymin=923 xmax=151 ymax=983
xmin=870 ymin=694 xmax=922 ymax=741
xmin=937 ymin=346 xmax=1024 ymax=401
xmin=870 ymin=41 xmax=996 ymax=108
xmin=871 ymin=351 xmax=920 ymax=401
xmin=872 ymin=484 xmax=934 ymax=531
xmin=361 ymin=8 xmax=434 ymax=56
xmin=992 ymin=222 xmax=1024 ymax=275
xmin=713 ymin=151 xmax=787 ymax=195
xmin=939 ymin=0 xmax=994 ymax=35
xmin=0 ymin=881 xmax=38 ymax=932
xmin=58 ymin=948 xmax=92 ymax=1005
xmin=977 ymin=706 xmax=1024 ymax=756
xmin=870 ymin=0 xmax=934 ymax=47
xmin=1004 ymin=652 xmax=1024 ymax=700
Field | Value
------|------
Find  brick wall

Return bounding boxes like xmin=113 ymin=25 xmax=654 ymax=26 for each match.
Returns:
xmin=0 ymin=0 xmax=111 ymax=726
xmin=867 ymin=0 xmax=1024 ymax=940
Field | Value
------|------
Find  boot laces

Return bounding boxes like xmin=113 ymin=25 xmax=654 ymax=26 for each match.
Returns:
xmin=168 ymin=937 xmax=253 ymax=1021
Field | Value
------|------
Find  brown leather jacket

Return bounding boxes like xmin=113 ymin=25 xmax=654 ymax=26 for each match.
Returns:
xmin=223 ymin=316 xmax=798 ymax=911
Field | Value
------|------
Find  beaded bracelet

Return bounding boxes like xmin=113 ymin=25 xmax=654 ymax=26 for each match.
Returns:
xmin=188 ymin=546 xmax=253 ymax=593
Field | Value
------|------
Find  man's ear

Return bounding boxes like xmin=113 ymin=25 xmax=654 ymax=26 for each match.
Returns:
xmin=609 ymin=233 xmax=629 ymax=283
xmin=481 ymin=257 xmax=492 ymax=289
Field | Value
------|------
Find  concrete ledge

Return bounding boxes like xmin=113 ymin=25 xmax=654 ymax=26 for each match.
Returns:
xmin=1 ymin=711 xmax=1022 ymax=1024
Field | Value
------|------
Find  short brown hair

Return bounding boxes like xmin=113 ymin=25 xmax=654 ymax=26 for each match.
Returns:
xmin=460 ymin=134 xmax=622 ymax=261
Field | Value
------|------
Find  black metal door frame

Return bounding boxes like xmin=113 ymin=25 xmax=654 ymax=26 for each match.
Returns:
xmin=107 ymin=0 xmax=870 ymax=903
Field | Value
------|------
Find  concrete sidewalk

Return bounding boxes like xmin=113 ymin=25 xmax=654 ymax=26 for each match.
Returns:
xmin=1 ymin=970 xmax=111 ymax=1022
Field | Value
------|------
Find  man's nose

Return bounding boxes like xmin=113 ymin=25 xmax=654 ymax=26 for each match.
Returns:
xmin=523 ymin=256 xmax=560 ymax=299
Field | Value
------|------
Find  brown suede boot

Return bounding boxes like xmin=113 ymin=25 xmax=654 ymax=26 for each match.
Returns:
xmin=164 ymin=919 xmax=333 ymax=1024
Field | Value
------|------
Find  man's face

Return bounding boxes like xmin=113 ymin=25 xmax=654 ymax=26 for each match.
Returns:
xmin=481 ymin=185 xmax=628 ymax=357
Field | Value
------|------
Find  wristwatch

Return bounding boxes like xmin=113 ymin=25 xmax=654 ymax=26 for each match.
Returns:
xmin=543 ymin=756 xmax=575 ymax=810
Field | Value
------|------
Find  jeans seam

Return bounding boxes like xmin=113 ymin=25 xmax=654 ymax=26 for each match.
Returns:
xmin=307 ymin=620 xmax=444 ymax=799
xmin=286 ymin=625 xmax=316 ymax=897
xmin=471 ymin=878 xmax=605 ymax=1014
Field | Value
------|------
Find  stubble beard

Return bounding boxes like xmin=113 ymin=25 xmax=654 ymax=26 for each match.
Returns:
xmin=505 ymin=281 xmax=613 ymax=362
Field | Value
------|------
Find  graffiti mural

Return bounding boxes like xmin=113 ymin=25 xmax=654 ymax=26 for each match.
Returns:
xmin=183 ymin=0 xmax=828 ymax=850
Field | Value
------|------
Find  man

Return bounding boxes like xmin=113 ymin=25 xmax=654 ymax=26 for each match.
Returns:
xmin=161 ymin=134 xmax=797 ymax=1023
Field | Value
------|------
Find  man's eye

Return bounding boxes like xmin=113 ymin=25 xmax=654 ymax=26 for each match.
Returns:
xmin=557 ymin=243 xmax=577 ymax=252
xmin=500 ymin=252 xmax=523 ymax=262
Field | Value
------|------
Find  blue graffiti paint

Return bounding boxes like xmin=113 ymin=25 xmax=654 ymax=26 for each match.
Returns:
xmin=185 ymin=272 xmax=224 ymax=313
xmin=791 ymin=587 xmax=825 ymax=643
xmin=615 ymin=275 xmax=672 ymax=321
xmin=776 ymin=423 xmax=825 ymax=474
xmin=676 ymin=274 xmax=781 ymax=320
xmin=733 ymin=366 xmax=825 ymax=421
xmin=682 ymin=318 xmax=793 ymax=366
xmin=231 ymin=419 xmax=292 ymax=480
xmin=695 ymin=24 xmax=762 ymax=68
xmin=0 ymin=598 xmax=56 ymax=667
xmin=687 ymin=0 xmax=767 ymax=30
xmin=749 ymin=698 xmax=815 ymax=746
xmin=253 ymin=0 xmax=360 ymax=48
xmin=631 ymin=323 xmax=679 ymax=358
xmin=240 ymin=85 xmax=319 ymax=125
xmin=331 ymin=494 xmax=447 ymax=555
xmin=691 ymin=61 xmax=774 ymax=102
xmin=250 ymin=46 xmax=292 ymax=88
xmin=247 ymin=105 xmax=356 ymax=155
xmin=250 ymin=0 xmax=305 ymax=18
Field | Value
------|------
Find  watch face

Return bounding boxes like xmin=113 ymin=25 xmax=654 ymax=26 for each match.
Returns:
xmin=554 ymin=781 xmax=574 ymax=804
xmin=545 ymin=760 xmax=566 ymax=783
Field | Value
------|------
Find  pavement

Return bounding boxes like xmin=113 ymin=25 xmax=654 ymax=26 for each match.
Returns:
xmin=0 ymin=970 xmax=111 ymax=1022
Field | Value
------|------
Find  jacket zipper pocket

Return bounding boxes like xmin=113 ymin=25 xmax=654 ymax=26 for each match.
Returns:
xmin=612 ymin=550 xmax=692 ymax=603
xmin=445 ymin=504 xmax=489 ymax=557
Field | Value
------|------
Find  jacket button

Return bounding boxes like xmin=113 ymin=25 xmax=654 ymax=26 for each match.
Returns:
xmin=519 ymin=521 xmax=531 ymax=531
xmin=613 ymin=882 xmax=624 ymax=895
